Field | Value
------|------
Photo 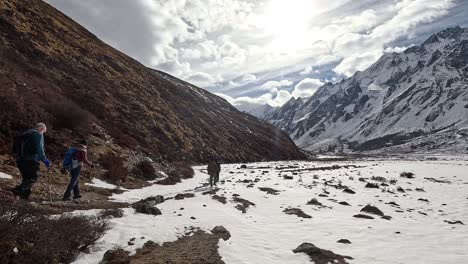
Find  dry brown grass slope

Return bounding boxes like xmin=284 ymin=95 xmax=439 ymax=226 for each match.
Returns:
xmin=0 ymin=0 xmax=305 ymax=163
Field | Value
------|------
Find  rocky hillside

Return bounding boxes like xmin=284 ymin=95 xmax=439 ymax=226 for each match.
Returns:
xmin=266 ymin=27 xmax=468 ymax=153
xmin=0 ymin=0 xmax=305 ymax=163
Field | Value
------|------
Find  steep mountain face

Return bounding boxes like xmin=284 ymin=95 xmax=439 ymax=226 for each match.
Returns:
xmin=266 ymin=27 xmax=468 ymax=153
xmin=235 ymin=103 xmax=277 ymax=119
xmin=0 ymin=0 xmax=305 ymax=162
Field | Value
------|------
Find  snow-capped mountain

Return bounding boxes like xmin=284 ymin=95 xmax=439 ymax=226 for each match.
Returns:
xmin=266 ymin=27 xmax=468 ymax=153
xmin=235 ymin=103 xmax=277 ymax=119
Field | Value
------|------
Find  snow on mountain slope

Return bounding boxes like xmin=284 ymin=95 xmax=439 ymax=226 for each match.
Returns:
xmin=235 ymin=102 xmax=278 ymax=119
xmin=266 ymin=27 xmax=468 ymax=153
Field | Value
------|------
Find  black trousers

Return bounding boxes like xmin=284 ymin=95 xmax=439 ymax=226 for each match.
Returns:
xmin=13 ymin=160 xmax=40 ymax=200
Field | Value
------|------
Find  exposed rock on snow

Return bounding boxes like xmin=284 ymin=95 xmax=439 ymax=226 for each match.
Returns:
xmin=233 ymin=196 xmax=256 ymax=213
xmin=360 ymin=205 xmax=384 ymax=216
xmin=353 ymin=214 xmax=375 ymax=219
xmin=283 ymin=208 xmax=312 ymax=219
xmin=258 ymin=187 xmax=280 ymax=195
xmin=343 ymin=188 xmax=356 ymax=194
xmin=174 ymin=193 xmax=195 ymax=200
xmin=133 ymin=196 xmax=164 ymax=215
xmin=292 ymin=242 xmax=353 ymax=264
xmin=365 ymin=182 xmax=380 ymax=188
xmin=401 ymin=172 xmax=416 ymax=179
xmin=212 ymin=195 xmax=227 ymax=204
xmin=307 ymin=198 xmax=323 ymax=206
xmin=444 ymin=220 xmax=464 ymax=225
xmin=211 ymin=226 xmax=231 ymax=241
xmin=337 ymin=239 xmax=352 ymax=244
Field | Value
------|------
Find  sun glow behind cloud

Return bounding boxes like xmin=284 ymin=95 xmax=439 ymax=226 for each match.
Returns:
xmin=260 ymin=0 xmax=319 ymax=53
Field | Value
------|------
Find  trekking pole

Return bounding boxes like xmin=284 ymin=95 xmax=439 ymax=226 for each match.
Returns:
xmin=47 ymin=168 xmax=52 ymax=203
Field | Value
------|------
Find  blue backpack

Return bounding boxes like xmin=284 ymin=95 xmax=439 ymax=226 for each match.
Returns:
xmin=62 ymin=147 xmax=78 ymax=170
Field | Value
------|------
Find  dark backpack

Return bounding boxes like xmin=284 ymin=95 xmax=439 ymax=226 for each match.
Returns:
xmin=62 ymin=147 xmax=78 ymax=171
xmin=11 ymin=131 xmax=35 ymax=160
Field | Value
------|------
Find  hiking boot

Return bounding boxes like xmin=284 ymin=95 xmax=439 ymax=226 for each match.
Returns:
xmin=73 ymin=195 xmax=82 ymax=200
xmin=62 ymin=197 xmax=72 ymax=201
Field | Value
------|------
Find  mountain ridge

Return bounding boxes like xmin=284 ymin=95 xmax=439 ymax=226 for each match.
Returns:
xmin=266 ymin=26 xmax=468 ymax=153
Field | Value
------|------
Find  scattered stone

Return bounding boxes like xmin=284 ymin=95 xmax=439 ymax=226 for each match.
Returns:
xmin=258 ymin=187 xmax=280 ymax=195
xmin=283 ymin=208 xmax=312 ymax=219
xmin=381 ymin=215 xmax=392 ymax=220
xmin=292 ymin=242 xmax=352 ymax=264
xmin=418 ymin=198 xmax=429 ymax=202
xmin=337 ymin=239 xmax=351 ymax=244
xmin=444 ymin=220 xmax=464 ymax=225
xmin=128 ymin=241 xmax=135 ymax=246
xmin=319 ymin=194 xmax=328 ymax=197
xmin=190 ymin=216 xmax=196 ymax=220
xmin=307 ymin=198 xmax=323 ymax=206
xmin=175 ymin=193 xmax=195 ymax=200
xmin=283 ymin=175 xmax=294 ymax=180
xmin=395 ymin=231 xmax=401 ymax=234
xmin=424 ymin=177 xmax=451 ymax=184
xmin=240 ymin=165 xmax=247 ymax=169
xmin=400 ymin=172 xmax=415 ymax=179
xmin=365 ymin=182 xmax=380 ymax=189
xmin=361 ymin=205 xmax=384 ymax=216
xmin=101 ymin=248 xmax=131 ymax=264
xmin=343 ymin=188 xmax=355 ymax=194
xmin=211 ymin=226 xmax=231 ymax=241
xmin=389 ymin=179 xmax=398 ymax=185
xmin=339 ymin=201 xmax=351 ymax=206
xmin=397 ymin=186 xmax=405 ymax=193
xmin=415 ymin=188 xmax=425 ymax=192
xmin=239 ymin=179 xmax=252 ymax=183
xmin=371 ymin=176 xmax=387 ymax=182
xmin=386 ymin=201 xmax=400 ymax=207
xmin=212 ymin=195 xmax=227 ymax=204
xmin=134 ymin=204 xmax=162 ymax=216
xmin=353 ymin=214 xmax=375 ymax=219
xmin=133 ymin=196 xmax=164 ymax=216
xmin=133 ymin=195 xmax=164 ymax=208
xmin=233 ymin=196 xmax=256 ymax=213
xmin=419 ymin=211 xmax=427 ymax=216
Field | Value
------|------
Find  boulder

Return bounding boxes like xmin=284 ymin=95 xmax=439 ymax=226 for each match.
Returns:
xmin=292 ymin=242 xmax=352 ymax=264
xmin=100 ymin=249 xmax=130 ymax=264
xmin=361 ymin=205 xmax=384 ymax=216
xmin=211 ymin=226 xmax=231 ymax=241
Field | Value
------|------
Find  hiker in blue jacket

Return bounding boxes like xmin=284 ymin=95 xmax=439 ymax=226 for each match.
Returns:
xmin=11 ymin=123 xmax=51 ymax=200
xmin=62 ymin=139 xmax=94 ymax=201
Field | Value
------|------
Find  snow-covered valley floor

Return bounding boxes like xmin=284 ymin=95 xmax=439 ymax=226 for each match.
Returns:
xmin=74 ymin=158 xmax=468 ymax=264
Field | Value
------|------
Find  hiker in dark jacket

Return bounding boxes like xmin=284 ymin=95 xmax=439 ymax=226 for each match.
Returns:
xmin=207 ymin=159 xmax=221 ymax=187
xmin=11 ymin=123 xmax=51 ymax=200
xmin=63 ymin=139 xmax=94 ymax=201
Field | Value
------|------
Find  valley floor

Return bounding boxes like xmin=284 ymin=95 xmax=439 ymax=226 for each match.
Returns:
xmin=66 ymin=157 xmax=468 ymax=264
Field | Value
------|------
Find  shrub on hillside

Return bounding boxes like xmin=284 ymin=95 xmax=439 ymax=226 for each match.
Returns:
xmin=156 ymin=161 xmax=193 ymax=185
xmin=100 ymin=152 xmax=128 ymax=183
xmin=48 ymin=102 xmax=92 ymax=133
xmin=0 ymin=202 xmax=107 ymax=264
xmin=132 ymin=160 xmax=157 ymax=180
xmin=172 ymin=162 xmax=194 ymax=179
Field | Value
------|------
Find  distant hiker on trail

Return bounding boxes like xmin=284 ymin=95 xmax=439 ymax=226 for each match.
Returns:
xmin=62 ymin=139 xmax=94 ymax=201
xmin=207 ymin=159 xmax=221 ymax=187
xmin=11 ymin=123 xmax=51 ymax=200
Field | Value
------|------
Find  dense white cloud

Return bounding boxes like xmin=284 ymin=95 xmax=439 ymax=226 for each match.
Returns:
xmin=45 ymin=0 xmax=466 ymax=107
xmin=260 ymin=80 xmax=293 ymax=91
xmin=292 ymin=78 xmax=324 ymax=99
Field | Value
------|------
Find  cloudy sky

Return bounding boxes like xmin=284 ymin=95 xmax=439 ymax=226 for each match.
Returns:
xmin=45 ymin=0 xmax=468 ymax=108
